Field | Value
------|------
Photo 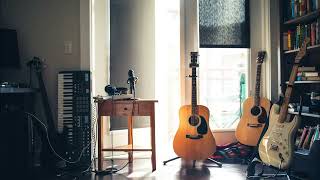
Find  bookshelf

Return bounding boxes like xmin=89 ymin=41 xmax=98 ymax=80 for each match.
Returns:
xmin=284 ymin=9 xmax=320 ymax=25
xmin=286 ymin=80 xmax=320 ymax=84
xmin=284 ymin=44 xmax=320 ymax=54
xmin=280 ymin=0 xmax=320 ymax=179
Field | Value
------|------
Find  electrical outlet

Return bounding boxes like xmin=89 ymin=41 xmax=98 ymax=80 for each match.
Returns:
xmin=64 ymin=41 xmax=72 ymax=54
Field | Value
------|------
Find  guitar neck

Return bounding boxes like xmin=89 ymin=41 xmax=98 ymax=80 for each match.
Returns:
xmin=278 ymin=63 xmax=300 ymax=123
xmin=254 ymin=63 xmax=262 ymax=106
xmin=191 ymin=67 xmax=198 ymax=115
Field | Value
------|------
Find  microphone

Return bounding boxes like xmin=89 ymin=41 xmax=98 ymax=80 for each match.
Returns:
xmin=127 ymin=69 xmax=138 ymax=95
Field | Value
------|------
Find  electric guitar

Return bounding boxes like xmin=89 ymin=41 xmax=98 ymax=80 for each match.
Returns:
xmin=235 ymin=51 xmax=271 ymax=146
xmin=173 ymin=52 xmax=216 ymax=160
xmin=258 ymin=38 xmax=309 ymax=170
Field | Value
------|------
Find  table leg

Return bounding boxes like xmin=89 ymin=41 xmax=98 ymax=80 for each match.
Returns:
xmin=150 ymin=104 xmax=156 ymax=171
xmin=128 ymin=116 xmax=133 ymax=163
xmin=98 ymin=114 xmax=103 ymax=171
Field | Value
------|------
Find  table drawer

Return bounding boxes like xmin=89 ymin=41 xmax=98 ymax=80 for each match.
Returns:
xmin=114 ymin=103 xmax=137 ymax=116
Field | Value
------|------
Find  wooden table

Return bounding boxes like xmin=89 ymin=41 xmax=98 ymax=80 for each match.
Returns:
xmin=97 ymin=99 xmax=158 ymax=171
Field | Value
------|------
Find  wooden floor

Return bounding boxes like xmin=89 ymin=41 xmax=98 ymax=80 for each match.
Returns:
xmin=36 ymin=157 xmax=295 ymax=180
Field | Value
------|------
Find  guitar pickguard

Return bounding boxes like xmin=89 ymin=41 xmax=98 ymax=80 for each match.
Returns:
xmin=197 ymin=116 xmax=208 ymax=135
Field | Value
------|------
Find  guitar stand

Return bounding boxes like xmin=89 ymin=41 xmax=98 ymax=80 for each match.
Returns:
xmin=246 ymin=158 xmax=291 ymax=180
xmin=163 ymin=157 xmax=222 ymax=168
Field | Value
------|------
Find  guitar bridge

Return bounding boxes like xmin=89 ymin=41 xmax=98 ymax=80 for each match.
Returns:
xmin=247 ymin=123 xmax=263 ymax=128
xmin=186 ymin=134 xmax=203 ymax=139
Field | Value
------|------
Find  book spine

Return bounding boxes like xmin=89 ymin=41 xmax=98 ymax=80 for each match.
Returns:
xmin=288 ymin=31 xmax=292 ymax=50
xmin=292 ymin=0 xmax=296 ymax=18
xmin=298 ymin=66 xmax=316 ymax=71
xmin=295 ymin=0 xmax=300 ymax=17
xmin=317 ymin=19 xmax=320 ymax=44
xmin=284 ymin=32 xmax=289 ymax=50
xmin=311 ymin=22 xmax=316 ymax=45
xmin=296 ymin=25 xmax=300 ymax=49
xmin=301 ymin=0 xmax=306 ymax=15
xmin=299 ymin=127 xmax=309 ymax=148
xmin=302 ymin=71 xmax=319 ymax=76
xmin=312 ymin=0 xmax=315 ymax=11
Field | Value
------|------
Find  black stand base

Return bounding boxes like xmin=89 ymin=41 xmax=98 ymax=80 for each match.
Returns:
xmin=246 ymin=158 xmax=291 ymax=180
xmin=163 ymin=157 xmax=222 ymax=168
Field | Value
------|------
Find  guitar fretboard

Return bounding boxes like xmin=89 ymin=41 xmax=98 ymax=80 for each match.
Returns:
xmin=192 ymin=67 xmax=198 ymax=115
xmin=254 ymin=63 xmax=262 ymax=106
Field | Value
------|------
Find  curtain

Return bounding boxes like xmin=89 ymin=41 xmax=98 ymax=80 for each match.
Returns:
xmin=199 ymin=0 xmax=250 ymax=48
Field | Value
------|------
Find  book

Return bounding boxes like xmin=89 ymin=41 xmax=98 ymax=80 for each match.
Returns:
xmin=310 ymin=125 xmax=319 ymax=149
xmin=302 ymin=71 xmax=319 ymax=77
xmin=316 ymin=18 xmax=320 ymax=44
xmin=292 ymin=0 xmax=296 ymax=18
xmin=298 ymin=66 xmax=316 ymax=71
xmin=302 ymin=127 xmax=315 ymax=149
xmin=300 ymin=0 xmax=306 ymax=16
xmin=301 ymin=76 xmax=320 ymax=80
xmin=311 ymin=22 xmax=316 ymax=46
xmin=298 ymin=127 xmax=309 ymax=148
xmin=288 ymin=31 xmax=292 ymax=50
xmin=284 ymin=32 xmax=289 ymax=50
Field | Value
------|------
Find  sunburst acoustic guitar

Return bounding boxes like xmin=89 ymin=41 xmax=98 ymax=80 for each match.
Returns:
xmin=258 ymin=38 xmax=309 ymax=170
xmin=235 ymin=51 xmax=271 ymax=146
xmin=173 ymin=52 xmax=216 ymax=160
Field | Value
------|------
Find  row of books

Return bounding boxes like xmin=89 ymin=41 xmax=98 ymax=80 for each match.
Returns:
xmin=283 ymin=20 xmax=320 ymax=50
xmin=296 ymin=66 xmax=320 ymax=81
xmin=295 ymin=125 xmax=320 ymax=150
xmin=288 ymin=0 xmax=320 ymax=19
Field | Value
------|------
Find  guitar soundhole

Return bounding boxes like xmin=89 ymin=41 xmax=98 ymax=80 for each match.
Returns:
xmin=251 ymin=106 xmax=261 ymax=116
xmin=189 ymin=115 xmax=199 ymax=126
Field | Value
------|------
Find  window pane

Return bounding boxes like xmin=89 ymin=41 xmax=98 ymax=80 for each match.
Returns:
xmin=199 ymin=48 xmax=248 ymax=130
xmin=199 ymin=0 xmax=250 ymax=48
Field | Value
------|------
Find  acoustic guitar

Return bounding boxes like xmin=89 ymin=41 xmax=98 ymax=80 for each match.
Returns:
xmin=173 ymin=52 xmax=216 ymax=160
xmin=235 ymin=51 xmax=271 ymax=146
xmin=258 ymin=38 xmax=309 ymax=170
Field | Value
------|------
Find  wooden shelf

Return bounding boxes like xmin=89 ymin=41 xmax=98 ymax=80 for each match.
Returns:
xmin=286 ymin=81 xmax=320 ymax=84
xmin=288 ymin=111 xmax=320 ymax=118
xmin=284 ymin=44 xmax=320 ymax=54
xmin=284 ymin=10 xmax=320 ymax=25
xmin=102 ymin=144 xmax=152 ymax=152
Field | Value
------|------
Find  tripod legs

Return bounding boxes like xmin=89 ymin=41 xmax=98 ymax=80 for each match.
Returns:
xmin=163 ymin=157 xmax=180 ymax=165
xmin=207 ymin=158 xmax=223 ymax=168
xmin=163 ymin=157 xmax=222 ymax=168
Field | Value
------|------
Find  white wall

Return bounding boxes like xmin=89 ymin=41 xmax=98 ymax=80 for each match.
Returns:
xmin=110 ymin=0 xmax=155 ymax=99
xmin=110 ymin=0 xmax=155 ymax=129
xmin=0 ymin=0 xmax=82 ymax=126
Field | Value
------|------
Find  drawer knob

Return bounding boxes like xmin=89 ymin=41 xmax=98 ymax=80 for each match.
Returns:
xmin=124 ymin=107 xmax=128 ymax=110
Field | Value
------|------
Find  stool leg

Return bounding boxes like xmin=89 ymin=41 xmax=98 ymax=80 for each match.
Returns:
xmin=128 ymin=116 xmax=133 ymax=163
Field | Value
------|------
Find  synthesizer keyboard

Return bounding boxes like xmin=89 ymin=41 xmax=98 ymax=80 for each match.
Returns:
xmin=57 ymin=71 xmax=91 ymax=166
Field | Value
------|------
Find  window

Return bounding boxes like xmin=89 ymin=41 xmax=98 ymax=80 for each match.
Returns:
xmin=199 ymin=48 xmax=248 ymax=130
xmin=198 ymin=0 xmax=250 ymax=130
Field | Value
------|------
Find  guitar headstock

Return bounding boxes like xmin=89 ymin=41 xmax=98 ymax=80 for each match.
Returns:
xmin=190 ymin=52 xmax=199 ymax=68
xmin=295 ymin=38 xmax=310 ymax=64
xmin=256 ymin=51 xmax=266 ymax=64
xmin=27 ymin=57 xmax=45 ymax=73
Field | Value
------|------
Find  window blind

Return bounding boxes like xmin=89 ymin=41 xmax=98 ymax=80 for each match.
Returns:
xmin=199 ymin=0 xmax=250 ymax=48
